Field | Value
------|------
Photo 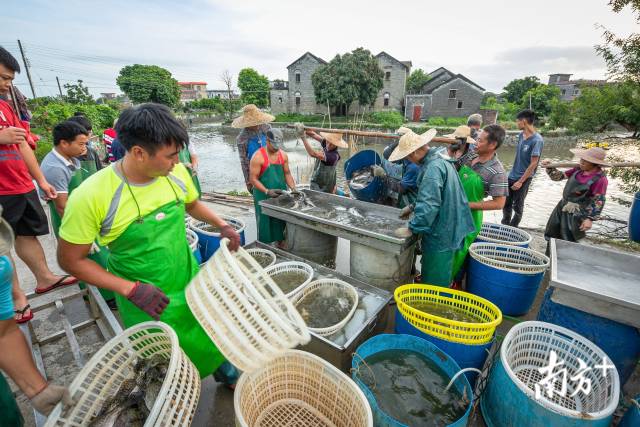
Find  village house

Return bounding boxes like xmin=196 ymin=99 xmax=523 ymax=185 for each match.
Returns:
xmin=548 ymin=74 xmax=607 ymax=101
xmin=178 ymin=81 xmax=208 ymax=103
xmin=270 ymin=51 xmax=411 ymax=115
xmin=206 ymin=89 xmax=239 ymax=100
xmin=404 ymin=67 xmax=485 ymax=121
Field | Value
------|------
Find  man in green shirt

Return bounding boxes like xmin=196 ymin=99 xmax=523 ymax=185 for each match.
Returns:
xmin=57 ymin=103 xmax=241 ymax=383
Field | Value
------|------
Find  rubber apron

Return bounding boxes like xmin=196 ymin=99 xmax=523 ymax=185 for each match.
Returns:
xmin=252 ymin=149 xmax=288 ymax=243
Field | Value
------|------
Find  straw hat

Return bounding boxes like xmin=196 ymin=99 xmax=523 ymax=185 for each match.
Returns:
xmin=570 ymin=147 xmax=611 ymax=167
xmin=320 ymin=132 xmax=348 ymax=149
xmin=231 ymin=104 xmax=275 ymax=128
xmin=444 ymin=125 xmax=475 ymax=144
xmin=388 ymin=128 xmax=437 ymax=162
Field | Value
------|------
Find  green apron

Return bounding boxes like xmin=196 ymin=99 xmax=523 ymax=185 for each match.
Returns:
xmin=107 ymin=178 xmax=224 ymax=378
xmin=252 ymin=151 xmax=287 ymax=243
xmin=310 ymin=158 xmax=337 ymax=193
xmin=420 ymin=249 xmax=455 ymax=287
xmin=0 ymin=373 xmax=23 ymax=427
xmin=48 ymin=159 xmax=114 ymax=301
xmin=451 ymin=165 xmax=484 ymax=278
xmin=179 ymin=148 xmax=202 ymax=197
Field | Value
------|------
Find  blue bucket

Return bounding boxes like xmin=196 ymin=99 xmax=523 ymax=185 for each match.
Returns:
xmin=395 ymin=309 xmax=493 ymax=386
xmin=352 ymin=334 xmax=472 ymax=427
xmin=189 ymin=216 xmax=246 ymax=262
xmin=629 ymin=192 xmax=640 ymax=243
xmin=537 ymin=288 xmax=640 ymax=385
xmin=619 ymin=395 xmax=640 ymax=427
xmin=344 ymin=150 xmax=386 ymax=203
xmin=467 ymin=243 xmax=549 ymax=316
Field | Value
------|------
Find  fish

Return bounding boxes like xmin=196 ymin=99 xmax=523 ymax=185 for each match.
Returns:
xmin=348 ymin=207 xmax=364 ymax=218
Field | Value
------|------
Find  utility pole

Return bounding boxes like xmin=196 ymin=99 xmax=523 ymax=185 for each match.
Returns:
xmin=56 ymin=76 xmax=63 ymax=97
xmin=17 ymin=40 xmax=36 ymax=98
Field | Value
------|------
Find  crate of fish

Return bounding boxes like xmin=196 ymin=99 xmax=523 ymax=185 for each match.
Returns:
xmin=245 ymin=247 xmax=276 ymax=269
xmin=235 ymin=350 xmax=373 ymax=427
xmin=291 ymin=279 xmax=359 ymax=337
xmin=476 ymin=222 xmax=532 ymax=247
xmin=186 ymin=238 xmax=310 ymax=372
xmin=264 ymin=261 xmax=314 ymax=297
xmin=44 ymin=321 xmax=200 ymax=427
xmin=394 ymin=284 xmax=502 ymax=345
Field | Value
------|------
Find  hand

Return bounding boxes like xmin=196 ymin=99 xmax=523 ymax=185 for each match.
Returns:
xmin=246 ymin=183 xmax=253 ymax=193
xmin=511 ymin=181 xmax=523 ymax=191
xmin=266 ymin=189 xmax=283 ymax=198
xmin=394 ymin=227 xmax=412 ymax=238
xmin=293 ymin=122 xmax=305 ymax=137
xmin=399 ymin=204 xmax=414 ymax=220
xmin=30 ymin=384 xmax=73 ymax=416
xmin=220 ymin=224 xmax=241 ymax=251
xmin=579 ymin=218 xmax=593 ymax=231
xmin=38 ymin=181 xmax=57 ymax=200
xmin=126 ymin=282 xmax=169 ymax=320
xmin=372 ymin=165 xmax=387 ymax=178
xmin=0 ymin=126 xmax=27 ymax=145
xmin=540 ymin=158 xmax=552 ymax=167
xmin=190 ymin=155 xmax=199 ymax=171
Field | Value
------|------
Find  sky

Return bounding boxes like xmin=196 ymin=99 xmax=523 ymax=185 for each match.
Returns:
xmin=3 ymin=0 xmax=638 ymax=98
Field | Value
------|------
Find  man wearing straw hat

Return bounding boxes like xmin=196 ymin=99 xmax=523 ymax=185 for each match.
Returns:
xmin=295 ymin=123 xmax=347 ymax=193
xmin=391 ymin=130 xmax=475 ymax=287
xmin=542 ymin=147 xmax=609 ymax=242
xmin=233 ymin=104 xmax=274 ymax=192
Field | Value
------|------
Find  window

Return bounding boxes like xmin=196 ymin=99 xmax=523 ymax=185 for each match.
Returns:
xmin=295 ymin=71 xmax=301 ymax=83
xmin=561 ymin=89 xmax=566 ymax=96
xmin=449 ymin=89 xmax=457 ymax=99
xmin=574 ymin=88 xmax=580 ymax=96
xmin=457 ymin=101 xmax=463 ymax=109
xmin=295 ymin=91 xmax=301 ymax=107
xmin=383 ymin=92 xmax=390 ymax=107
xmin=278 ymin=96 xmax=283 ymax=103
xmin=385 ymin=71 xmax=391 ymax=81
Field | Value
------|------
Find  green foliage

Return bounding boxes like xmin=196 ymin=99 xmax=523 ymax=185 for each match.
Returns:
xmin=596 ymin=0 xmax=640 ymax=82
xmin=427 ymin=117 xmax=446 ymax=126
xmin=445 ymin=117 xmax=466 ymax=126
xmin=503 ymin=76 xmax=541 ymax=104
xmin=520 ymin=84 xmax=561 ymax=117
xmin=116 ymin=64 xmax=181 ymax=106
xmin=188 ymin=97 xmax=225 ymax=113
xmin=273 ymin=113 xmax=327 ymax=123
xmin=312 ymin=48 xmax=383 ymax=109
xmin=406 ymin=69 xmax=430 ymax=94
xmin=237 ymin=68 xmax=270 ymax=107
xmin=30 ymin=100 xmax=119 ymax=134
xmin=570 ymin=82 xmax=640 ymax=134
xmin=368 ymin=111 xmax=404 ymax=129
xmin=63 ymin=80 xmax=94 ymax=104
xmin=480 ymin=96 xmax=519 ymax=122
xmin=548 ymin=99 xmax=573 ymax=129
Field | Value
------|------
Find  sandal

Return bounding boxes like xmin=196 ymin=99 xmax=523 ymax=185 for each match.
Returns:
xmin=35 ymin=275 xmax=79 ymax=294
xmin=15 ymin=304 xmax=33 ymax=324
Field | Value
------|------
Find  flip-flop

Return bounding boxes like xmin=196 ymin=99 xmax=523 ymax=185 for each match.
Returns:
xmin=35 ymin=275 xmax=79 ymax=294
xmin=15 ymin=304 xmax=33 ymax=324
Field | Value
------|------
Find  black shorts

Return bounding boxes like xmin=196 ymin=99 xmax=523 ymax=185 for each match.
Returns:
xmin=0 ymin=190 xmax=49 ymax=237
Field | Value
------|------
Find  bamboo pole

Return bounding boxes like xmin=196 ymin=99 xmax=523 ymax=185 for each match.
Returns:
xmin=542 ymin=162 xmax=640 ymax=168
xmin=285 ymin=124 xmax=458 ymax=144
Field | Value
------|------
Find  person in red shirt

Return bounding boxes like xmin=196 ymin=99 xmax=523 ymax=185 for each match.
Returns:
xmin=0 ymin=46 xmax=78 ymax=323
xmin=102 ymin=121 xmax=117 ymax=163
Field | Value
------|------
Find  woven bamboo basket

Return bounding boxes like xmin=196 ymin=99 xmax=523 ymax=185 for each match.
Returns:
xmin=235 ymin=350 xmax=373 ymax=427
xmin=44 ymin=322 xmax=200 ymax=427
xmin=291 ymin=279 xmax=359 ymax=337
xmin=264 ymin=261 xmax=314 ymax=298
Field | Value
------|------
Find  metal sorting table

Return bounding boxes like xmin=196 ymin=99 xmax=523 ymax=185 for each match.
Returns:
xmin=550 ymin=239 xmax=640 ymax=328
xmin=259 ymin=189 xmax=417 ymax=254
xmin=19 ymin=285 xmax=123 ymax=426
xmin=247 ymin=241 xmax=393 ymax=372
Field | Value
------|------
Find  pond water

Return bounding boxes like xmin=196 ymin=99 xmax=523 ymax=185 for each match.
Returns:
xmin=189 ymin=123 xmax=632 ymax=232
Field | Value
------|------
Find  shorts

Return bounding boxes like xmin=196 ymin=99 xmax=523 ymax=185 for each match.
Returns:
xmin=0 ymin=190 xmax=49 ymax=237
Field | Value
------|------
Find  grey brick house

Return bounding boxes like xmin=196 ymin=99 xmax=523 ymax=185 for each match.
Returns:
xmin=548 ymin=73 xmax=607 ymax=102
xmin=405 ymin=67 xmax=485 ymax=121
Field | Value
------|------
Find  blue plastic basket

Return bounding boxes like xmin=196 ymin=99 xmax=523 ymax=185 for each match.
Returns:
xmin=344 ymin=150 xmax=386 ymax=203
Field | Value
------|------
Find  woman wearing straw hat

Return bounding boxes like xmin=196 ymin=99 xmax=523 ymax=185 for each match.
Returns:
xmin=542 ymin=147 xmax=609 ymax=242
xmin=233 ymin=104 xmax=274 ymax=192
xmin=295 ymin=123 xmax=347 ymax=193
xmin=391 ymin=130 xmax=475 ymax=287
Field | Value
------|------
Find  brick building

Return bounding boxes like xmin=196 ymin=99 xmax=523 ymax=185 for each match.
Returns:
xmin=548 ymin=74 xmax=607 ymax=102
xmin=178 ymin=81 xmax=208 ymax=103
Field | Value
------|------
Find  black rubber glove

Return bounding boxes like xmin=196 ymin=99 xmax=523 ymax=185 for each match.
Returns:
xmin=266 ymin=189 xmax=284 ymax=198
xmin=399 ymin=204 xmax=415 ymax=220
xmin=220 ymin=224 xmax=241 ymax=251
xmin=126 ymin=282 xmax=169 ymax=320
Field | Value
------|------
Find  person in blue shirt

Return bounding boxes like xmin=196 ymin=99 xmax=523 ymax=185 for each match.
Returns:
xmin=233 ymin=104 xmax=274 ymax=192
xmin=380 ymin=138 xmax=421 ymax=208
xmin=502 ymin=109 xmax=543 ymax=227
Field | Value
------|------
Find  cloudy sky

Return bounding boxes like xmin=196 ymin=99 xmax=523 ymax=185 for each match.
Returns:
xmin=3 ymin=0 xmax=637 ymax=97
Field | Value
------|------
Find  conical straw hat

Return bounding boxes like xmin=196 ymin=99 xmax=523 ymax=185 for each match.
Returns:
xmin=444 ymin=125 xmax=476 ymax=144
xmin=570 ymin=147 xmax=611 ymax=167
xmin=231 ymin=104 xmax=275 ymax=128
xmin=320 ymin=132 xmax=348 ymax=149
xmin=388 ymin=128 xmax=437 ymax=162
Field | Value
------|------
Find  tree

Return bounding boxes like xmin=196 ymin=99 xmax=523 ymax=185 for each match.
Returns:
xmin=503 ymin=76 xmax=541 ymax=104
xmin=480 ymin=96 xmax=519 ymax=122
xmin=237 ymin=68 xmax=270 ymax=107
xmin=548 ymin=99 xmax=573 ymax=129
xmin=406 ymin=69 xmax=430 ymax=94
xmin=189 ymin=97 xmax=224 ymax=112
xmin=220 ymin=70 xmax=235 ymax=121
xmin=520 ymin=84 xmax=561 ymax=117
xmin=312 ymin=48 xmax=383 ymax=113
xmin=596 ymin=0 xmax=640 ymax=82
xmin=64 ymin=80 xmax=94 ymax=104
xmin=116 ymin=64 xmax=181 ymax=106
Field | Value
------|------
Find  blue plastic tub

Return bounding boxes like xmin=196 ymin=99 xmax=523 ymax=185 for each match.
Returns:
xmin=538 ymin=288 xmax=640 ymax=385
xmin=619 ymin=395 xmax=640 ymax=427
xmin=352 ymin=334 xmax=472 ymax=427
xmin=344 ymin=150 xmax=386 ymax=203
xmin=395 ymin=309 xmax=493 ymax=386
xmin=190 ymin=216 xmax=246 ymax=262
xmin=629 ymin=192 xmax=640 ymax=243
xmin=467 ymin=243 xmax=549 ymax=316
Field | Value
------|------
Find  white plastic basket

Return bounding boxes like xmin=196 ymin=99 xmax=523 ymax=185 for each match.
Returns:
xmin=188 ymin=215 xmax=245 ymax=235
xmin=235 ymin=350 xmax=373 ymax=427
xmin=477 ymin=222 xmax=532 ymax=246
xmin=186 ymin=228 xmax=199 ymax=253
xmin=245 ymin=247 xmax=277 ymax=269
xmin=291 ymin=279 xmax=359 ymax=337
xmin=469 ymin=243 xmax=549 ymax=274
xmin=264 ymin=261 xmax=314 ymax=298
xmin=500 ymin=321 xmax=619 ymax=419
xmin=186 ymin=238 xmax=310 ymax=372
xmin=44 ymin=321 xmax=200 ymax=427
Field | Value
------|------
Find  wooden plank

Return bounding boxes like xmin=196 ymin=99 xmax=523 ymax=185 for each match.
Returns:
xmin=38 ymin=319 xmax=96 ymax=346
xmin=87 ymin=286 xmax=123 ymax=336
xmin=542 ymin=161 xmax=640 ymax=168
xmin=26 ymin=285 xmax=86 ymax=313
xmin=285 ymin=124 xmax=459 ymax=144
xmin=55 ymin=300 xmax=85 ymax=368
